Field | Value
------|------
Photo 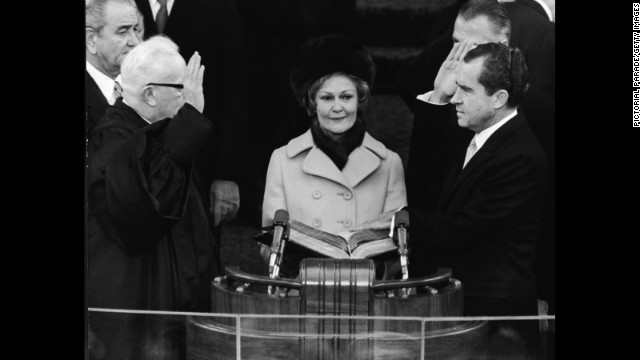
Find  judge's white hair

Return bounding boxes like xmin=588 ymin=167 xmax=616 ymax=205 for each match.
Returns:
xmin=120 ymin=35 xmax=182 ymax=94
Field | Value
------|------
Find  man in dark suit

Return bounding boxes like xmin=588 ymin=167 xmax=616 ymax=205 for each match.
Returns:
xmin=409 ymin=42 xmax=547 ymax=357
xmin=85 ymin=0 xmax=144 ymax=136
xmin=396 ymin=0 xmax=555 ymax=313
xmin=135 ymin=0 xmax=248 ymax=227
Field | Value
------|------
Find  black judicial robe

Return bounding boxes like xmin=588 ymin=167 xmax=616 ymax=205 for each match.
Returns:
xmin=87 ymin=100 xmax=218 ymax=359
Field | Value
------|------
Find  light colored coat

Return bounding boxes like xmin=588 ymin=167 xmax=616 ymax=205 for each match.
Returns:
xmin=262 ymin=130 xmax=407 ymax=234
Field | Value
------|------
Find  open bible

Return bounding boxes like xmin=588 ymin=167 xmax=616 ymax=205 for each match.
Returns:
xmin=256 ymin=219 xmax=397 ymax=259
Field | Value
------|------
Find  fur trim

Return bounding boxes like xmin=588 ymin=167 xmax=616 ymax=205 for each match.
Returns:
xmin=289 ymin=34 xmax=376 ymax=104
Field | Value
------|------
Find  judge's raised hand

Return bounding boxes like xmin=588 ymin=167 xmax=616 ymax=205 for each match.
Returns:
xmin=183 ymin=51 xmax=205 ymax=113
xmin=432 ymin=39 xmax=475 ymax=104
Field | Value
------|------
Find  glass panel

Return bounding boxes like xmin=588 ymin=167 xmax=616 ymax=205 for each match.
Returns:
xmin=88 ymin=309 xmax=555 ymax=359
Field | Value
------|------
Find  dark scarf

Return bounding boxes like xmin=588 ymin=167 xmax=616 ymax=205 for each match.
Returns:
xmin=310 ymin=117 xmax=366 ymax=170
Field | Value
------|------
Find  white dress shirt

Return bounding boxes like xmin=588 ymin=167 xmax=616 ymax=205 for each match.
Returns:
xmin=417 ymin=90 xmax=442 ymax=105
xmin=148 ymin=0 xmax=175 ymax=18
xmin=470 ymin=109 xmax=518 ymax=152
xmin=86 ymin=61 xmax=118 ymax=105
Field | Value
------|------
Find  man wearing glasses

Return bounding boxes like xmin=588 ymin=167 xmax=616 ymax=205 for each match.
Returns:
xmin=87 ymin=35 xmax=216 ymax=359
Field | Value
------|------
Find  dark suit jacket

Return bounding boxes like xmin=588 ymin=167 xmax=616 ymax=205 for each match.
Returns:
xmin=396 ymin=0 xmax=556 ymax=310
xmin=136 ymin=0 xmax=248 ymax=189
xmin=85 ymin=70 xmax=110 ymax=137
xmin=409 ymin=108 xmax=547 ymax=316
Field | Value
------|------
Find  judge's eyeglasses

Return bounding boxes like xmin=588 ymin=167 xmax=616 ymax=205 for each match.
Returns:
xmin=146 ymin=83 xmax=184 ymax=89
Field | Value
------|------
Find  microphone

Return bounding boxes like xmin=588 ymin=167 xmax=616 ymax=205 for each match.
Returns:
xmin=394 ymin=209 xmax=410 ymax=296
xmin=268 ymin=209 xmax=289 ymax=295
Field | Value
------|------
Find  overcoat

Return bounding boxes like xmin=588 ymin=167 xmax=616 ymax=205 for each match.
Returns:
xmin=262 ymin=129 xmax=407 ymax=234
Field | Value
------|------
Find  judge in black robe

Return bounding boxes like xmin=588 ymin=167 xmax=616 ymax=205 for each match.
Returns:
xmin=87 ymin=49 xmax=217 ymax=358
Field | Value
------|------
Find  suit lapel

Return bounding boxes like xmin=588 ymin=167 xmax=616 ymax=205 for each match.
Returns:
xmin=439 ymin=147 xmax=467 ymax=204
xmin=440 ymin=114 xmax=526 ymax=204
xmin=302 ymin=146 xmax=350 ymax=188
xmin=163 ymin=0 xmax=194 ymax=35
xmin=85 ymin=71 xmax=108 ymax=106
xmin=342 ymin=146 xmax=381 ymax=188
xmin=135 ymin=0 xmax=156 ymax=37
xmin=294 ymin=130 xmax=385 ymax=189
xmin=136 ymin=0 xmax=194 ymax=36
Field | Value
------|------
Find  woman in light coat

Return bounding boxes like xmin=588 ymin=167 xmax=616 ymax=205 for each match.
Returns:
xmin=260 ymin=34 xmax=407 ymax=278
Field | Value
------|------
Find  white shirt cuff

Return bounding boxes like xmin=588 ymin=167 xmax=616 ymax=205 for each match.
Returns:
xmin=416 ymin=90 xmax=448 ymax=105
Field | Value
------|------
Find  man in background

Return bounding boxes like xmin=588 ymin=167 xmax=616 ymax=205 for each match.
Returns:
xmin=85 ymin=0 xmax=144 ymax=136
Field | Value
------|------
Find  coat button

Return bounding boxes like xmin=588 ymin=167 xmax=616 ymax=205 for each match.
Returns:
xmin=312 ymin=190 xmax=322 ymax=199
xmin=342 ymin=219 xmax=352 ymax=228
xmin=342 ymin=191 xmax=352 ymax=200
xmin=312 ymin=218 xmax=322 ymax=227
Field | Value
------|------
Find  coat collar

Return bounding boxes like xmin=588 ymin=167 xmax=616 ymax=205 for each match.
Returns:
xmin=440 ymin=113 xmax=528 ymax=202
xmin=286 ymin=130 xmax=388 ymax=188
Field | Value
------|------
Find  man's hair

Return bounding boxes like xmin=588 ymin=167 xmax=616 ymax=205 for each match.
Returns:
xmin=303 ymin=72 xmax=371 ymax=115
xmin=463 ymin=42 xmax=529 ymax=107
xmin=120 ymin=35 xmax=181 ymax=93
xmin=458 ymin=0 xmax=511 ymax=42
xmin=86 ymin=0 xmax=137 ymax=34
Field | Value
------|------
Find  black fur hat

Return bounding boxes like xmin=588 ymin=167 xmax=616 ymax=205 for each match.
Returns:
xmin=289 ymin=34 xmax=376 ymax=105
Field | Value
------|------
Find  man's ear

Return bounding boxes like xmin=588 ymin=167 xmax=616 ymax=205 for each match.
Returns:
xmin=142 ymin=86 xmax=157 ymax=106
xmin=493 ymin=89 xmax=509 ymax=109
xmin=86 ymin=28 xmax=98 ymax=55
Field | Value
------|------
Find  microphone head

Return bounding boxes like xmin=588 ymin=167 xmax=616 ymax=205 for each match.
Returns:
xmin=395 ymin=209 xmax=409 ymax=227
xmin=274 ymin=209 xmax=289 ymax=224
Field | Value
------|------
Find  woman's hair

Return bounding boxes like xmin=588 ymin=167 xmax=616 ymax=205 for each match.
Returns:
xmin=302 ymin=72 xmax=371 ymax=115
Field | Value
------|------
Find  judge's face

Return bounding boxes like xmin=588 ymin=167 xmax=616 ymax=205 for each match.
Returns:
xmin=450 ymin=57 xmax=496 ymax=133
xmin=91 ymin=2 xmax=141 ymax=78
xmin=150 ymin=58 xmax=186 ymax=121
xmin=315 ymin=74 xmax=359 ymax=136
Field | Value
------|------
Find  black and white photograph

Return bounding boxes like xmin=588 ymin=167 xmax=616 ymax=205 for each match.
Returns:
xmin=85 ymin=0 xmax=556 ymax=358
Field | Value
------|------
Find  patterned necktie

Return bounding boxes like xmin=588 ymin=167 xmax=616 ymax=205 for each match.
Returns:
xmin=112 ymin=80 xmax=123 ymax=102
xmin=462 ymin=138 xmax=477 ymax=169
xmin=156 ymin=0 xmax=169 ymax=33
